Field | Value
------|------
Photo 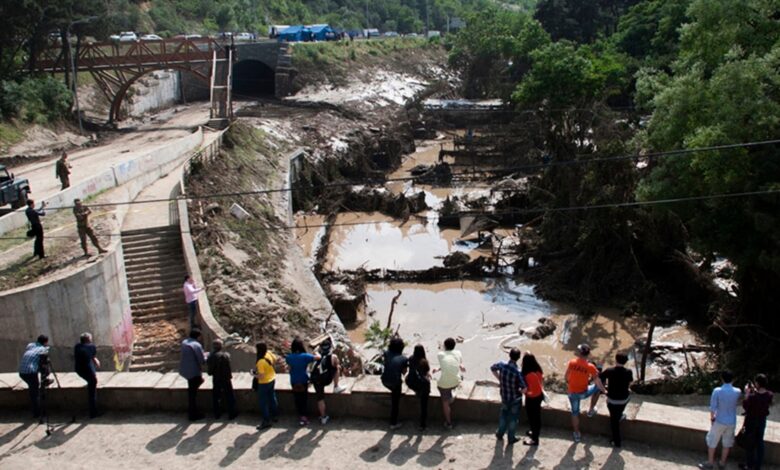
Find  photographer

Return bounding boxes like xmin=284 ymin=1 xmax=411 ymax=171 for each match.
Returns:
xmin=741 ymin=374 xmax=773 ymax=470
xmin=17 ymin=335 xmax=50 ymax=419
xmin=74 ymin=332 xmax=101 ymax=418
xmin=25 ymin=200 xmax=47 ymax=260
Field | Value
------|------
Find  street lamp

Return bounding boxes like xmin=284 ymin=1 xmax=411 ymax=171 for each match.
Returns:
xmin=66 ymin=16 xmax=98 ymax=134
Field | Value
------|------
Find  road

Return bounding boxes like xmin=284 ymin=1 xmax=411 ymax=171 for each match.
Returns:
xmin=7 ymin=103 xmax=211 ymax=206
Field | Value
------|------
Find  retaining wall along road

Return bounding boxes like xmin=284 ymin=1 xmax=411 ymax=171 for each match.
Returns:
xmin=0 ymin=371 xmax=777 ymax=464
xmin=0 ymin=130 xmax=205 ymax=373
xmin=0 ymin=129 xmax=203 ymax=236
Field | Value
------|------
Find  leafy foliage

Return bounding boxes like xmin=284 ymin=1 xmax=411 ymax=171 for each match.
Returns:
xmin=0 ymin=77 xmax=72 ymax=124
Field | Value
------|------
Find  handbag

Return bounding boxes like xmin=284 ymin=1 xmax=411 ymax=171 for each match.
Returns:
xmin=735 ymin=425 xmax=750 ymax=449
xmin=26 ymin=228 xmax=34 ymax=238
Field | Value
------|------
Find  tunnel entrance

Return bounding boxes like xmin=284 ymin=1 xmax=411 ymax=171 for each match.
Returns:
xmin=232 ymin=60 xmax=275 ymax=96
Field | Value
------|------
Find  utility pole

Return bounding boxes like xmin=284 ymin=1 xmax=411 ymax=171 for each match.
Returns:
xmin=66 ymin=16 xmax=98 ymax=134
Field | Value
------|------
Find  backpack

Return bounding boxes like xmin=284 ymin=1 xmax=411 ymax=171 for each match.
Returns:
xmin=310 ymin=353 xmax=335 ymax=386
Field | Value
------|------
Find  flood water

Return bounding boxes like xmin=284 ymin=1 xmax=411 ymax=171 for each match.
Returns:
xmin=295 ymin=133 xmax=702 ymax=383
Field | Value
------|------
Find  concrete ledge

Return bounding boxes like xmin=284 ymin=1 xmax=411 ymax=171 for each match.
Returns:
xmin=2 ymin=371 xmax=777 ymax=463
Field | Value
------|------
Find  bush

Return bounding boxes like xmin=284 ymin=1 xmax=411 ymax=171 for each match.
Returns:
xmin=0 ymin=77 xmax=72 ymax=124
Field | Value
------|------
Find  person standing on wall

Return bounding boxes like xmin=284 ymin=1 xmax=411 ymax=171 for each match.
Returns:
xmin=207 ymin=338 xmax=238 ymax=420
xmin=741 ymin=373 xmax=773 ymax=470
xmin=179 ymin=328 xmax=207 ymax=421
xmin=255 ymin=342 xmax=279 ymax=430
xmin=381 ymin=336 xmax=408 ymax=431
xmin=599 ymin=352 xmax=633 ymax=448
xmin=521 ymin=352 xmax=544 ymax=446
xmin=18 ymin=335 xmax=50 ymax=420
xmin=309 ymin=338 xmax=347 ymax=425
xmin=406 ymin=344 xmax=432 ymax=431
xmin=74 ymin=332 xmax=101 ymax=419
xmin=433 ymin=337 xmax=465 ymax=430
xmin=55 ymin=151 xmax=71 ymax=190
xmin=698 ymin=371 xmax=742 ymax=469
xmin=73 ymin=199 xmax=106 ymax=257
xmin=25 ymin=199 xmax=46 ymax=259
xmin=565 ymin=343 xmax=607 ymax=443
xmin=183 ymin=275 xmax=204 ymax=328
xmin=490 ymin=348 xmax=527 ymax=445
xmin=285 ymin=337 xmax=319 ymax=426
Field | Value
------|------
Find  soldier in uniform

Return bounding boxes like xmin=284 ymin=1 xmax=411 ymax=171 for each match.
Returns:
xmin=55 ymin=151 xmax=71 ymax=190
xmin=73 ymin=199 xmax=106 ymax=257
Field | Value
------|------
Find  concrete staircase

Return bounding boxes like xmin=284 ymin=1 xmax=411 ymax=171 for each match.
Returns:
xmin=121 ymin=226 xmax=188 ymax=372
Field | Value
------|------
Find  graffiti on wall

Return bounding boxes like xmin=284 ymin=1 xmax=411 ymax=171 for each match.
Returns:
xmin=111 ymin=307 xmax=134 ymax=370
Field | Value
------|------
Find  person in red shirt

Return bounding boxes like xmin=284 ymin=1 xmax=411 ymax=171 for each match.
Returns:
xmin=521 ymin=352 xmax=544 ymax=445
xmin=565 ymin=343 xmax=606 ymax=443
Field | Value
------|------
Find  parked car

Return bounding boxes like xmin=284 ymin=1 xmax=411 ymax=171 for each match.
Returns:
xmin=383 ymin=31 xmax=400 ymax=37
xmin=427 ymin=30 xmax=441 ymax=39
xmin=406 ymin=33 xmax=419 ymax=38
xmin=175 ymin=34 xmax=202 ymax=40
xmin=118 ymin=31 xmax=138 ymax=42
xmin=234 ymin=32 xmax=253 ymax=41
xmin=0 ymin=165 xmax=31 ymax=209
xmin=140 ymin=34 xmax=163 ymax=41
xmin=363 ymin=28 xmax=380 ymax=38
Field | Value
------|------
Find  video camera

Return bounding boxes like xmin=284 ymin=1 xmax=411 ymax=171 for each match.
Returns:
xmin=38 ymin=353 xmax=55 ymax=388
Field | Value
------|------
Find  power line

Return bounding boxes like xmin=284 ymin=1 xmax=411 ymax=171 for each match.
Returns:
xmin=26 ymin=136 xmax=780 ymax=212
xmin=3 ymin=188 xmax=777 ymax=241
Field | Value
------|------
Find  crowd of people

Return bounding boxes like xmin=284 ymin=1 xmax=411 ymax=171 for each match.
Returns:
xmin=14 ymin=331 xmax=774 ymax=469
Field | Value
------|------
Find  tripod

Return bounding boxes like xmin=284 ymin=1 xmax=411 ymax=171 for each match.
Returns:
xmin=39 ymin=358 xmax=75 ymax=436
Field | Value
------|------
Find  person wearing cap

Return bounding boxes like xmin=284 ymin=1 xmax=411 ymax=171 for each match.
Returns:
xmin=73 ymin=199 xmax=106 ymax=257
xmin=309 ymin=338 xmax=347 ymax=425
xmin=565 ymin=343 xmax=606 ymax=443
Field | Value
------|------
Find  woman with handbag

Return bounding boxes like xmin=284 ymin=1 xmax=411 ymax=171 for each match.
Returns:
xmin=740 ymin=374 xmax=773 ymax=470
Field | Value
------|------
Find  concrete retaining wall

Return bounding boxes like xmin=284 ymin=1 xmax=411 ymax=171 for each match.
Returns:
xmin=176 ymin=132 xmax=256 ymax=370
xmin=0 ymin=371 xmax=777 ymax=464
xmin=125 ymin=71 xmax=182 ymax=118
xmin=0 ymin=129 xmax=204 ymax=236
xmin=0 ymin=129 xmax=206 ymax=373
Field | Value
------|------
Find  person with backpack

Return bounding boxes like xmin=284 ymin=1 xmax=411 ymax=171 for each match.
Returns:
xmin=309 ymin=338 xmax=347 ymax=425
xmin=406 ymin=344 xmax=432 ymax=431
xmin=381 ymin=336 xmax=408 ymax=430
xmin=255 ymin=342 xmax=279 ymax=430
xmin=285 ymin=337 xmax=320 ymax=426
xmin=521 ymin=352 xmax=544 ymax=446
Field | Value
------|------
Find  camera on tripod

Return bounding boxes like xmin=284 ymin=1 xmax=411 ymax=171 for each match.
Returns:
xmin=39 ymin=353 xmax=55 ymax=388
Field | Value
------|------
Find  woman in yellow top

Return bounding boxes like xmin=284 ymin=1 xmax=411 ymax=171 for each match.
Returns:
xmin=255 ymin=342 xmax=278 ymax=430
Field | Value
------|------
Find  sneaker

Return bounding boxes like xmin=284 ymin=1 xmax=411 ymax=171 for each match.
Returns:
xmin=586 ymin=408 xmax=597 ymax=418
xmin=333 ymin=385 xmax=347 ymax=394
xmin=526 ymin=430 xmax=534 ymax=437
xmin=320 ymin=415 xmax=330 ymax=425
xmin=495 ymin=432 xmax=503 ymax=440
xmin=298 ymin=416 xmax=309 ymax=426
xmin=522 ymin=438 xmax=538 ymax=446
xmin=621 ymin=413 xmax=627 ymax=421
xmin=507 ymin=437 xmax=520 ymax=445
xmin=444 ymin=422 xmax=454 ymax=430
xmin=697 ymin=463 xmax=714 ymax=470
xmin=573 ymin=432 xmax=581 ymax=443
xmin=389 ymin=422 xmax=403 ymax=431
xmin=610 ymin=440 xmax=621 ymax=448
xmin=256 ymin=422 xmax=272 ymax=430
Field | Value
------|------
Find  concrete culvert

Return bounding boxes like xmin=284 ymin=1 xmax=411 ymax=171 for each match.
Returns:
xmin=232 ymin=60 xmax=275 ymax=96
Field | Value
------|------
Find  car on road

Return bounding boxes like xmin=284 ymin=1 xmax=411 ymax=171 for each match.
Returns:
xmin=117 ymin=31 xmax=138 ymax=42
xmin=383 ymin=31 xmax=400 ymax=37
xmin=234 ymin=32 xmax=253 ymax=41
xmin=175 ymin=34 xmax=202 ymax=40
xmin=140 ymin=34 xmax=163 ymax=41
xmin=0 ymin=165 xmax=31 ymax=209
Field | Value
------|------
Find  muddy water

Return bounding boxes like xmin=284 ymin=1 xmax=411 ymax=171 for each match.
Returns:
xmin=295 ymin=134 xmax=702 ymax=383
xmin=356 ymin=280 xmax=699 ymax=382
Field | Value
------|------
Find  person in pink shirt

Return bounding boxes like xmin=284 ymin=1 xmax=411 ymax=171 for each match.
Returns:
xmin=183 ymin=275 xmax=204 ymax=328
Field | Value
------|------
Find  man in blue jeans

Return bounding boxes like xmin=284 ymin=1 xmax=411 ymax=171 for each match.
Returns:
xmin=18 ymin=335 xmax=50 ymax=420
xmin=490 ymin=348 xmax=527 ymax=444
xmin=565 ymin=344 xmax=607 ymax=443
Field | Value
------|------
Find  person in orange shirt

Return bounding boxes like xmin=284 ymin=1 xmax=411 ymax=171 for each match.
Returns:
xmin=565 ymin=343 xmax=606 ymax=443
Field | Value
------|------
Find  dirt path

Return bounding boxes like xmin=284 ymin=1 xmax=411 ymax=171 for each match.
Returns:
xmin=0 ymin=412 xmax=738 ymax=469
xmin=7 ymin=103 xmax=210 ymax=205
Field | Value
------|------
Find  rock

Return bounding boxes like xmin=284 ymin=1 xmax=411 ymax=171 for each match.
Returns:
xmin=204 ymin=202 xmax=222 ymax=216
xmin=529 ymin=317 xmax=557 ymax=340
xmin=443 ymin=251 xmax=470 ymax=267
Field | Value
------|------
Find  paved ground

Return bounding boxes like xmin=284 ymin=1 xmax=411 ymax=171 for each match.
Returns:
xmin=9 ymin=103 xmax=210 ymax=205
xmin=0 ymin=412 xmax=748 ymax=469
